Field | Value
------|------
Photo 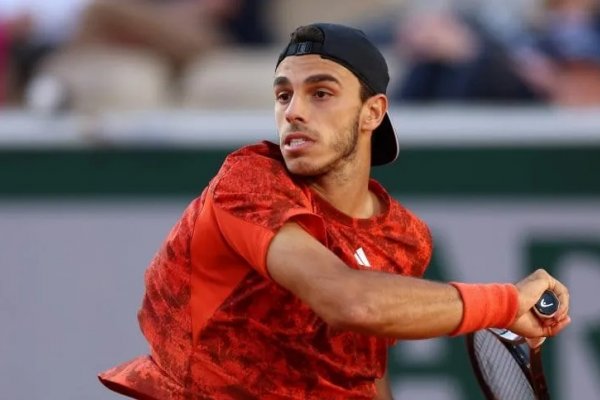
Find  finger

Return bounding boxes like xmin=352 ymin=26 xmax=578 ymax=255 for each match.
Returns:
xmin=547 ymin=276 xmax=570 ymax=319
xmin=543 ymin=312 xmax=571 ymax=326
xmin=516 ymin=269 xmax=552 ymax=315
xmin=542 ymin=315 xmax=572 ymax=337
xmin=526 ymin=337 xmax=546 ymax=349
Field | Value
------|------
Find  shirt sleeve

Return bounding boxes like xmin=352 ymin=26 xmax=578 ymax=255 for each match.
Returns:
xmin=209 ymin=155 xmax=327 ymax=278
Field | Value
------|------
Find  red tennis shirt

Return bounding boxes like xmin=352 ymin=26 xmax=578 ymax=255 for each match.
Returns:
xmin=99 ymin=141 xmax=433 ymax=399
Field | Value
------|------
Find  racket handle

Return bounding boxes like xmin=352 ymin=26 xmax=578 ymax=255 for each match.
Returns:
xmin=533 ymin=290 xmax=559 ymax=318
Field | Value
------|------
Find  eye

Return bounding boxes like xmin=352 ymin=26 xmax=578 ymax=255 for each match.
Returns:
xmin=276 ymin=91 xmax=291 ymax=103
xmin=314 ymin=90 xmax=331 ymax=99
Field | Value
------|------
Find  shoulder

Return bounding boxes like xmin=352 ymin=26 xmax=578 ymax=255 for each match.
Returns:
xmin=373 ymin=180 xmax=432 ymax=246
xmin=212 ymin=141 xmax=288 ymax=190
xmin=210 ymin=141 xmax=311 ymax=207
xmin=225 ymin=140 xmax=284 ymax=165
xmin=391 ymin=198 xmax=432 ymax=244
xmin=384 ymin=193 xmax=433 ymax=275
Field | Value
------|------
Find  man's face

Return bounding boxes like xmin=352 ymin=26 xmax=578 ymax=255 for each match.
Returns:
xmin=274 ymin=55 xmax=364 ymax=176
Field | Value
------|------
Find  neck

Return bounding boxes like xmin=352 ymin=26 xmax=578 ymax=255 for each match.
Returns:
xmin=308 ymin=157 xmax=380 ymax=219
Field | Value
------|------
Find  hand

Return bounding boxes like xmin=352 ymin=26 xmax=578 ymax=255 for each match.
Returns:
xmin=525 ymin=337 xmax=546 ymax=349
xmin=508 ymin=269 xmax=571 ymax=339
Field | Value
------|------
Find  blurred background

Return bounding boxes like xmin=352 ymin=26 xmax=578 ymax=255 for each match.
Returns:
xmin=1 ymin=0 xmax=599 ymax=399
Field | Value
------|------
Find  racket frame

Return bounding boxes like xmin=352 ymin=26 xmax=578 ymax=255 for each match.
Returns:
xmin=465 ymin=329 xmax=550 ymax=400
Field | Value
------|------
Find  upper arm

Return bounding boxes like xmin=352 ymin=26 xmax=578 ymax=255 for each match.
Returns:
xmin=266 ymin=222 xmax=362 ymax=327
xmin=210 ymin=153 xmax=328 ymax=278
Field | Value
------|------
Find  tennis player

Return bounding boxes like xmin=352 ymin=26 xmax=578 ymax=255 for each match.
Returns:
xmin=99 ymin=23 xmax=571 ymax=399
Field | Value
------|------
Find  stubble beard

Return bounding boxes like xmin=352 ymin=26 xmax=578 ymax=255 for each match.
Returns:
xmin=289 ymin=113 xmax=360 ymax=179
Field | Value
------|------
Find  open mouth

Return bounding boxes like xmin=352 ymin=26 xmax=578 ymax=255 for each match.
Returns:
xmin=283 ymin=133 xmax=314 ymax=151
xmin=286 ymin=138 xmax=308 ymax=148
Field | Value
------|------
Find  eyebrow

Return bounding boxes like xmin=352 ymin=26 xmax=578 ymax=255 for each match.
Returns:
xmin=273 ymin=74 xmax=341 ymax=87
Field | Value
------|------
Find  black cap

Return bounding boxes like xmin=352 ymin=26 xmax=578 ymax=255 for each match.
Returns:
xmin=276 ymin=23 xmax=399 ymax=166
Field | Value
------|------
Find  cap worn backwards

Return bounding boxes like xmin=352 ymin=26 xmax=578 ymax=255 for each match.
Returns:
xmin=276 ymin=22 xmax=399 ymax=166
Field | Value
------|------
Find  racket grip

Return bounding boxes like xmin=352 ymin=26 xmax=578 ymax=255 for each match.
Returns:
xmin=533 ymin=290 xmax=559 ymax=318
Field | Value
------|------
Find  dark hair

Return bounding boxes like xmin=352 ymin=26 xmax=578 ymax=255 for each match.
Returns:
xmin=289 ymin=25 xmax=324 ymax=44
xmin=359 ymin=82 xmax=376 ymax=103
xmin=289 ymin=25 xmax=376 ymax=104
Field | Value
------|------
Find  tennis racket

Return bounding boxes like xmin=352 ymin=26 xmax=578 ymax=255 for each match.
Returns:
xmin=466 ymin=290 xmax=560 ymax=400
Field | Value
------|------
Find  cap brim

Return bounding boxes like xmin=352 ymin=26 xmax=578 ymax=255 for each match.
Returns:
xmin=371 ymin=112 xmax=399 ymax=166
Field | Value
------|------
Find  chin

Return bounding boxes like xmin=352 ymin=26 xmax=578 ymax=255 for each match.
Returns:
xmin=285 ymin=158 xmax=332 ymax=177
xmin=284 ymin=157 xmax=324 ymax=177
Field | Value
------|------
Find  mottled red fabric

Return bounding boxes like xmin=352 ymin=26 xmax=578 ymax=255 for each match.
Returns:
xmin=99 ymin=356 xmax=189 ymax=400
xmin=99 ymin=141 xmax=433 ymax=399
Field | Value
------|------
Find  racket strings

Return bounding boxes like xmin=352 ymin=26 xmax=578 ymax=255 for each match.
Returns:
xmin=473 ymin=330 xmax=536 ymax=400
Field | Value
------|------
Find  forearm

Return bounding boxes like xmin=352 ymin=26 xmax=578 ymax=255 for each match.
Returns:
xmin=332 ymin=270 xmax=464 ymax=339
xmin=268 ymin=223 xmax=518 ymax=340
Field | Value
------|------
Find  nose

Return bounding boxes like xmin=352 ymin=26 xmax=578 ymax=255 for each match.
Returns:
xmin=284 ymin=94 xmax=307 ymax=124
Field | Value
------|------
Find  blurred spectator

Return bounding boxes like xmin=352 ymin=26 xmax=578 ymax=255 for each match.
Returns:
xmin=393 ymin=0 xmax=600 ymax=106
xmin=25 ymin=0 xmax=271 ymax=113
xmin=394 ymin=10 xmax=540 ymax=103
xmin=0 ymin=13 xmax=33 ymax=104
xmin=534 ymin=0 xmax=600 ymax=105
xmin=71 ymin=0 xmax=269 ymax=67
xmin=0 ymin=0 xmax=90 ymax=106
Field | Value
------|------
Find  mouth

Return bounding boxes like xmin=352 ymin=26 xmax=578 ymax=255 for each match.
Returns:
xmin=283 ymin=133 xmax=315 ymax=151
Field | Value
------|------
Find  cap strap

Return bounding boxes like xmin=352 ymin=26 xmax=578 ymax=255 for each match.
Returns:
xmin=284 ymin=41 xmax=323 ymax=57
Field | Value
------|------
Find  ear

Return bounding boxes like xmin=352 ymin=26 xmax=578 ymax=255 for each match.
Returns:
xmin=361 ymin=94 xmax=388 ymax=132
